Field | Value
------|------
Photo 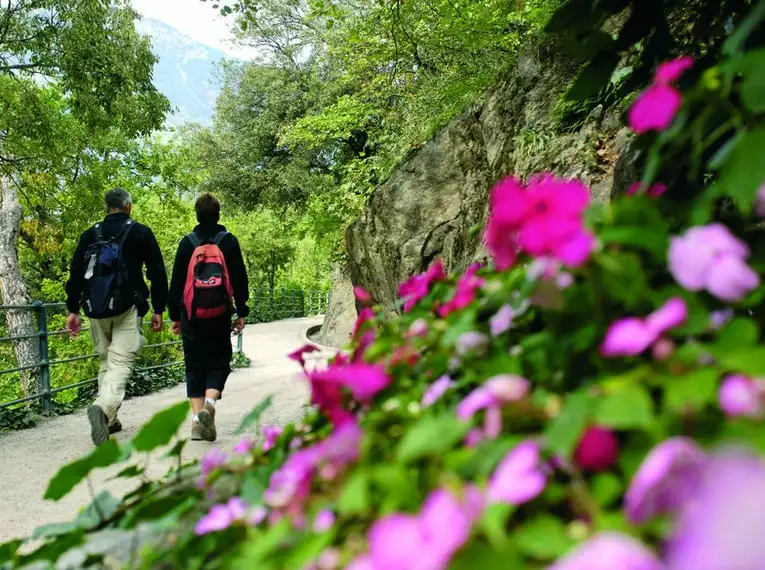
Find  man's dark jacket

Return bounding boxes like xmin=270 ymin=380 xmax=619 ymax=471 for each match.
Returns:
xmin=65 ymin=213 xmax=168 ymax=316
xmin=167 ymin=223 xmax=250 ymax=322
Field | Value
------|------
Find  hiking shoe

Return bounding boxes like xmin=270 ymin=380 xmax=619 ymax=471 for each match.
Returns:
xmin=197 ymin=404 xmax=217 ymax=442
xmin=87 ymin=406 xmax=109 ymax=446
xmin=191 ymin=421 xmax=202 ymax=441
xmin=108 ymin=419 xmax=122 ymax=435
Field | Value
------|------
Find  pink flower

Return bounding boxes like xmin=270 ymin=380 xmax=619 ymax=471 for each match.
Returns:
xmin=313 ymin=509 xmax=336 ymax=532
xmin=198 ymin=448 xmax=228 ymax=487
xmin=422 ymin=375 xmax=454 ymax=407
xmin=718 ymin=375 xmax=764 ymax=418
xmin=249 ymin=505 xmax=268 ymax=525
xmin=601 ymin=297 xmax=687 ymax=357
xmin=406 ymin=318 xmax=429 ymax=338
xmin=233 ymin=435 xmax=254 ymax=455
xmin=628 ymin=83 xmax=682 ymax=133
xmin=652 ymin=338 xmax=676 ymax=361
xmin=668 ymin=224 xmax=760 ymax=302
xmin=262 ymin=425 xmax=283 ymax=452
xmin=655 ymin=56 xmax=694 ymax=84
xmin=354 ymin=286 xmax=374 ymax=305
xmin=455 ymin=331 xmax=489 ymax=357
xmin=624 ymin=437 xmax=707 ymax=525
xmin=353 ymin=307 xmax=376 ymax=339
xmin=308 ymin=362 xmax=391 ymax=403
xmin=490 ymin=304 xmax=515 ymax=336
xmin=364 ymin=487 xmax=483 ymax=570
xmin=709 ymin=308 xmax=734 ymax=331
xmin=288 ymin=344 xmax=321 ymax=368
xmin=626 ymin=182 xmax=668 ymax=198
xmin=488 ymin=440 xmax=547 ymax=505
xmin=574 ymin=426 xmax=619 ymax=472
xmin=457 ymin=375 xmax=530 ymax=421
xmin=399 ymin=260 xmax=446 ymax=312
xmin=195 ymin=497 xmax=248 ymax=536
xmin=548 ymin=532 xmax=664 ymax=570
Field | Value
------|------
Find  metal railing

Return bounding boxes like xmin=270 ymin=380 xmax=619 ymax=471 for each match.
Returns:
xmin=0 ymin=302 xmax=243 ymax=414
xmin=250 ymin=287 xmax=330 ymax=323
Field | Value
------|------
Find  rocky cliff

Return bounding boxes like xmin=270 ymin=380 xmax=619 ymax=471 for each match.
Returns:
xmin=345 ymin=41 xmax=636 ymax=315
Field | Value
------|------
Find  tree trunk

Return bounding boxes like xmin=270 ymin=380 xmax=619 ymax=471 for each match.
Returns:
xmin=0 ymin=176 xmax=40 ymax=399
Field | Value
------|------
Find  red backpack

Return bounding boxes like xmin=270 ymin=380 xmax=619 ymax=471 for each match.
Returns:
xmin=183 ymin=231 xmax=234 ymax=320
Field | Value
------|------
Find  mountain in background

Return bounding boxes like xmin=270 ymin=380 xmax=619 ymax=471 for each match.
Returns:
xmin=135 ymin=18 xmax=233 ymax=127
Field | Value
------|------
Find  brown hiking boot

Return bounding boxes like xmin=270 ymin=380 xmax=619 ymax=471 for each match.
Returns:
xmin=87 ymin=406 xmax=109 ymax=447
xmin=197 ymin=402 xmax=217 ymax=442
xmin=108 ymin=419 xmax=122 ymax=435
xmin=191 ymin=420 xmax=202 ymax=441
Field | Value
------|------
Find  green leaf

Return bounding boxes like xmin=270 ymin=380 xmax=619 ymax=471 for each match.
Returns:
xmin=132 ymin=401 xmax=189 ymax=452
xmin=369 ymin=464 xmax=416 ymax=510
xmin=45 ymin=440 xmax=121 ymax=501
xmin=663 ymin=369 xmax=719 ymax=413
xmin=452 ymin=436 xmax=522 ymax=479
xmin=0 ymin=539 xmax=21 ymax=564
xmin=711 ymin=128 xmax=765 ymax=213
xmin=282 ymin=531 xmax=334 ymax=569
xmin=514 ymin=515 xmax=574 ymax=560
xmin=478 ymin=503 xmax=514 ymax=549
xmin=591 ymin=473 xmax=624 ymax=507
xmin=545 ymin=0 xmax=593 ymax=32
xmin=110 ymin=464 xmax=144 ymax=480
xmin=599 ymin=226 xmax=668 ymax=257
xmin=123 ymin=495 xmax=195 ymax=529
xmin=18 ymin=532 xmax=84 ymax=565
xmin=713 ymin=346 xmax=765 ymax=376
xmin=729 ymin=48 xmax=765 ymax=113
xmin=596 ymin=251 xmax=648 ymax=308
xmin=450 ymin=542 xmax=522 ymax=568
xmin=396 ymin=414 xmax=470 ymax=463
xmin=566 ymin=51 xmax=620 ymax=101
xmin=545 ymin=391 xmax=595 ymax=458
xmin=440 ymin=310 xmax=477 ymax=347
xmin=240 ymin=467 xmax=271 ymax=504
xmin=723 ymin=0 xmax=765 ymax=56
xmin=716 ymin=318 xmax=759 ymax=349
xmin=337 ymin=471 xmax=370 ymax=516
xmin=595 ymin=385 xmax=655 ymax=429
xmin=236 ymin=395 xmax=274 ymax=434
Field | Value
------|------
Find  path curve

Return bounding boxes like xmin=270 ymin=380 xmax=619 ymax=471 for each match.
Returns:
xmin=0 ymin=317 xmax=327 ymax=543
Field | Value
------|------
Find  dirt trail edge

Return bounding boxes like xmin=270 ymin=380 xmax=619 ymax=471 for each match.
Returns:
xmin=0 ymin=317 xmax=328 ymax=543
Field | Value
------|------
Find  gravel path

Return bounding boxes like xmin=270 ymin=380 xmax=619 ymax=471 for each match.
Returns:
xmin=0 ymin=317 xmax=328 ymax=543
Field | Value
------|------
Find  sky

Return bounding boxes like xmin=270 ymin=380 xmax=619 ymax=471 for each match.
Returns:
xmin=131 ymin=0 xmax=255 ymax=59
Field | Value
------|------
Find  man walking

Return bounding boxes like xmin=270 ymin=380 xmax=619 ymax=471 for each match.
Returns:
xmin=168 ymin=194 xmax=249 ymax=442
xmin=65 ymin=188 xmax=168 ymax=446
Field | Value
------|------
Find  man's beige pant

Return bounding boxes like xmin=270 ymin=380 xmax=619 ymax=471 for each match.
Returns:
xmin=89 ymin=307 xmax=144 ymax=424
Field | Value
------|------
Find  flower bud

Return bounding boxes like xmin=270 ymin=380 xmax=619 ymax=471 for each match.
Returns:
xmin=574 ymin=426 xmax=620 ymax=472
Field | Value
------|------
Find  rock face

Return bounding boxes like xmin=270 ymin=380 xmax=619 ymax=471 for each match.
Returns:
xmin=317 ymin=263 xmax=356 ymax=348
xmin=346 ymin=41 xmax=635 ymax=311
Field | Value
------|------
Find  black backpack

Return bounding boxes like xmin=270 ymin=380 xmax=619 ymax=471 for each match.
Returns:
xmin=82 ymin=220 xmax=135 ymax=319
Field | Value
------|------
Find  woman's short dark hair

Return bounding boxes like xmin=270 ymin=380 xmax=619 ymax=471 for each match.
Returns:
xmin=195 ymin=193 xmax=221 ymax=225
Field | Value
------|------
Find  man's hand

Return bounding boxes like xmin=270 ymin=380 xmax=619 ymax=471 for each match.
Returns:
xmin=232 ymin=317 xmax=245 ymax=335
xmin=150 ymin=313 xmax=164 ymax=333
xmin=171 ymin=321 xmax=181 ymax=336
xmin=65 ymin=313 xmax=82 ymax=337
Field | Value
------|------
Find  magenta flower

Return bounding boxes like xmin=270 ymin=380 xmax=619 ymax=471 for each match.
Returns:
xmin=353 ymin=307 xmax=376 ymax=339
xmin=668 ymin=224 xmax=760 ymax=302
xmin=288 ymin=344 xmax=321 ymax=368
xmin=422 ymin=375 xmax=454 ymax=407
xmin=457 ymin=374 xmax=530 ymax=434
xmin=485 ymin=174 xmax=595 ymax=270
xmin=399 ymin=260 xmax=446 ymax=312
xmin=490 ymin=304 xmax=515 ymax=336
xmin=439 ymin=267 xmax=484 ymax=317
xmin=626 ymin=181 xmax=668 ymax=198
xmin=313 ymin=509 xmax=336 ymax=532
xmin=629 ymin=83 xmax=682 ymax=133
xmin=198 ymin=447 xmax=228 ymax=487
xmin=601 ymin=297 xmax=687 ymax=358
xmin=624 ymin=437 xmax=707 ymax=525
xmin=354 ymin=286 xmax=374 ymax=305
xmin=249 ymin=505 xmax=268 ymax=525
xmin=666 ymin=450 xmax=765 ymax=570
xmin=718 ymin=375 xmax=763 ymax=418
xmin=195 ymin=497 xmax=248 ymax=536
xmin=654 ymin=56 xmax=694 ymax=84
xmin=262 ymin=425 xmax=283 ymax=452
xmin=574 ymin=426 xmax=619 ymax=472
xmin=308 ymin=362 xmax=391 ymax=403
xmin=488 ymin=440 xmax=547 ymax=505
xmin=548 ymin=532 xmax=664 ymax=570
xmin=233 ymin=435 xmax=254 ymax=455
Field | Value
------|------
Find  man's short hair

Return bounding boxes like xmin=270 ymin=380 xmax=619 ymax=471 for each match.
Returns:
xmin=105 ymin=188 xmax=132 ymax=211
xmin=195 ymin=193 xmax=221 ymax=225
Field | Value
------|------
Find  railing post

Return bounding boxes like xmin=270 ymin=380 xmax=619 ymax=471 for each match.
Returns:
xmin=252 ymin=287 xmax=258 ymax=322
xmin=308 ymin=290 xmax=314 ymax=316
xmin=34 ymin=301 xmax=52 ymax=415
xmin=269 ymin=287 xmax=274 ymax=321
xmin=237 ymin=332 xmax=243 ymax=353
xmin=290 ymin=289 xmax=295 ymax=317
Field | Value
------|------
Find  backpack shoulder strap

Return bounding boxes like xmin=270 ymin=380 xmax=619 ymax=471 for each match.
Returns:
xmin=213 ymin=231 xmax=230 ymax=247
xmin=187 ymin=232 xmax=202 ymax=249
xmin=93 ymin=223 xmax=103 ymax=242
xmin=116 ymin=220 xmax=134 ymax=249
